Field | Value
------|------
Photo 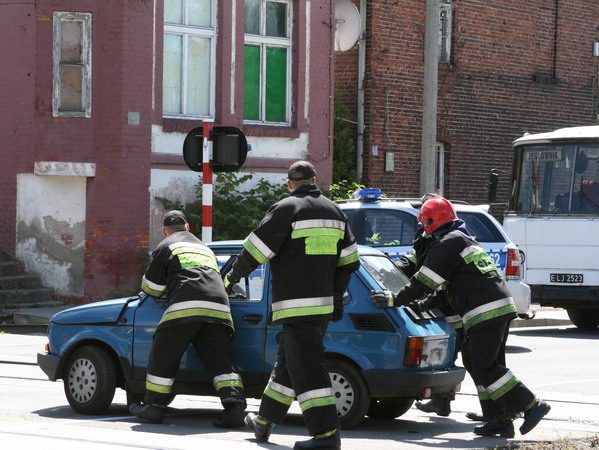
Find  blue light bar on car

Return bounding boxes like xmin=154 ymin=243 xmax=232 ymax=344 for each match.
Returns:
xmin=355 ymin=188 xmax=382 ymax=201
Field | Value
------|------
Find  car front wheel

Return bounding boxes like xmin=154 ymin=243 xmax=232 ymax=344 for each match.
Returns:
xmin=63 ymin=346 xmax=116 ymax=414
xmin=326 ymin=359 xmax=370 ymax=429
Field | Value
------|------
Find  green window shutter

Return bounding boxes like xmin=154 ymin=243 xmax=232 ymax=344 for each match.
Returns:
xmin=244 ymin=44 xmax=260 ymax=120
xmin=265 ymin=47 xmax=286 ymax=122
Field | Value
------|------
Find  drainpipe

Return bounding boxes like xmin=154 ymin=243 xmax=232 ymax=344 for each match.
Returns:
xmin=357 ymin=0 xmax=367 ymax=182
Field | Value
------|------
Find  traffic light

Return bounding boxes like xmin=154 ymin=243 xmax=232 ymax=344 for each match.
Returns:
xmin=182 ymin=126 xmax=249 ymax=173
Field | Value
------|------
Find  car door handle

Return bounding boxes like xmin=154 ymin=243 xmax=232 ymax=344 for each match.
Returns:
xmin=243 ymin=314 xmax=263 ymax=323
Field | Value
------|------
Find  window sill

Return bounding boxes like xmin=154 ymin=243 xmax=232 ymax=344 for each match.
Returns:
xmin=242 ymin=124 xmax=300 ymax=138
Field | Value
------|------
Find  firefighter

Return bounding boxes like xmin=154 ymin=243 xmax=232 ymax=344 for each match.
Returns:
xmin=224 ymin=161 xmax=360 ymax=449
xmin=372 ymin=196 xmax=550 ymax=437
xmin=129 ymin=210 xmax=246 ymax=427
xmin=395 ymin=197 xmax=463 ymax=418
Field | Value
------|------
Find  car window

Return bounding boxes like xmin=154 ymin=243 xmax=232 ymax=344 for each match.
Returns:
xmin=346 ymin=208 xmax=418 ymax=247
xmin=216 ymin=255 xmax=265 ymax=302
xmin=360 ymin=254 xmax=410 ymax=294
xmin=457 ymin=212 xmax=505 ymax=243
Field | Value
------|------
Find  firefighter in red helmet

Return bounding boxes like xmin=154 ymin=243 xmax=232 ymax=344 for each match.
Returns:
xmin=372 ymin=196 xmax=550 ymax=437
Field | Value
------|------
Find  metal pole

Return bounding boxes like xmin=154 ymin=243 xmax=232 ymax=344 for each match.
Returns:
xmin=420 ymin=0 xmax=440 ymax=195
xmin=357 ymin=0 xmax=367 ymax=182
xmin=202 ymin=120 xmax=214 ymax=242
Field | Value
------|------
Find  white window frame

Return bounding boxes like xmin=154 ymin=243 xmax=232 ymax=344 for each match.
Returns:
xmin=52 ymin=12 xmax=92 ymax=118
xmin=436 ymin=142 xmax=446 ymax=196
xmin=439 ymin=0 xmax=452 ymax=64
xmin=163 ymin=0 xmax=216 ymax=119
xmin=244 ymin=0 xmax=292 ymax=125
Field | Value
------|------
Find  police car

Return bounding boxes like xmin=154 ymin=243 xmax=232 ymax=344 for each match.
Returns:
xmin=337 ymin=189 xmax=532 ymax=318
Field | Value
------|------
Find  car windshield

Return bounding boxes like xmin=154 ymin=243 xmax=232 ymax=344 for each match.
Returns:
xmin=360 ymin=254 xmax=410 ymax=294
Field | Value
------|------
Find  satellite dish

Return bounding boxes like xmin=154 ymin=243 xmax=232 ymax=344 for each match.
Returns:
xmin=335 ymin=0 xmax=361 ymax=52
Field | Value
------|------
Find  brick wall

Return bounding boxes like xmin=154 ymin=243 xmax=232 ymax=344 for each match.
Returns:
xmin=335 ymin=0 xmax=599 ymax=207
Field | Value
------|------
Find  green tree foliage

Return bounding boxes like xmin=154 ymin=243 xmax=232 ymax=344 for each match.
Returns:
xmin=333 ymin=96 xmax=358 ymax=184
xmin=155 ymin=172 xmax=288 ymax=241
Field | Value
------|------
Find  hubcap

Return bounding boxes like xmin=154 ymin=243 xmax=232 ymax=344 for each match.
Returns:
xmin=67 ymin=357 xmax=97 ymax=404
xmin=329 ymin=371 xmax=354 ymax=417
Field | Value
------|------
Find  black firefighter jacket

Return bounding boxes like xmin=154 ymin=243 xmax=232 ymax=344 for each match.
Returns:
xmin=395 ymin=220 xmax=517 ymax=332
xmin=141 ymin=230 xmax=233 ymax=332
xmin=229 ymin=183 xmax=360 ymax=325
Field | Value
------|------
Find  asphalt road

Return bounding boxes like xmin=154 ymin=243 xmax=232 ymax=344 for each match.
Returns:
xmin=0 ymin=322 xmax=598 ymax=449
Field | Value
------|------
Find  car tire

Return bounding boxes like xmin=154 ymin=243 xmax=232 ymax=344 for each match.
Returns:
xmin=326 ymin=359 xmax=370 ymax=429
xmin=63 ymin=346 xmax=116 ymax=414
xmin=367 ymin=398 xmax=414 ymax=420
xmin=566 ymin=309 xmax=599 ymax=329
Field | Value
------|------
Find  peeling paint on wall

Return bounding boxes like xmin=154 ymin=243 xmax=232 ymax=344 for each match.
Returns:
xmin=16 ymin=174 xmax=86 ymax=296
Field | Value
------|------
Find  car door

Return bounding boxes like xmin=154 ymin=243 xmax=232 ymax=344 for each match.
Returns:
xmin=131 ymin=251 xmax=270 ymax=386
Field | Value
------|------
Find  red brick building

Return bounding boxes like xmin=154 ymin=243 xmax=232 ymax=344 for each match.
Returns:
xmin=0 ymin=0 xmax=335 ymax=302
xmin=336 ymin=0 xmax=599 ymax=206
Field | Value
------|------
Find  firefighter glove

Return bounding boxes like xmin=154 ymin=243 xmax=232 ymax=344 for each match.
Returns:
xmin=406 ymin=299 xmax=428 ymax=312
xmin=332 ymin=292 xmax=344 ymax=322
xmin=370 ymin=290 xmax=395 ymax=308
xmin=224 ymin=272 xmax=240 ymax=295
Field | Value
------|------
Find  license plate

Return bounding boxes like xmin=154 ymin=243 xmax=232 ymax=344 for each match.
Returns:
xmin=550 ymin=273 xmax=584 ymax=283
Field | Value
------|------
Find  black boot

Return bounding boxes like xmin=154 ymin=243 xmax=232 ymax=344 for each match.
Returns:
xmin=244 ymin=412 xmax=273 ymax=443
xmin=520 ymin=400 xmax=551 ymax=435
xmin=213 ymin=402 xmax=246 ymax=428
xmin=415 ymin=396 xmax=451 ymax=417
xmin=473 ymin=420 xmax=515 ymax=438
xmin=294 ymin=430 xmax=341 ymax=449
xmin=128 ymin=402 xmax=164 ymax=424
xmin=465 ymin=411 xmax=486 ymax=421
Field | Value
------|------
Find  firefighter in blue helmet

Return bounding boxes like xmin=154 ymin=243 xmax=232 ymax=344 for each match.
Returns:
xmin=225 ymin=161 xmax=360 ymax=449
xmin=372 ymin=196 xmax=550 ymax=437
xmin=129 ymin=210 xmax=246 ymax=427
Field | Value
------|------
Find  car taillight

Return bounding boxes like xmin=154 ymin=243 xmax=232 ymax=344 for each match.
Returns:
xmin=505 ymin=248 xmax=522 ymax=280
xmin=404 ymin=337 xmax=424 ymax=367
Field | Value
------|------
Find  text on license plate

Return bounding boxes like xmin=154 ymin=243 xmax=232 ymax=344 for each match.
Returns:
xmin=550 ymin=273 xmax=584 ymax=283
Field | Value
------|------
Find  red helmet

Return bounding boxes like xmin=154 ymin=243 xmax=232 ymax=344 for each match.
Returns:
xmin=417 ymin=197 xmax=458 ymax=234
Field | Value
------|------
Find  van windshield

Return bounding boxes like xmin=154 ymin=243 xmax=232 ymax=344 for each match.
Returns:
xmin=360 ymin=254 xmax=410 ymax=294
xmin=510 ymin=143 xmax=599 ymax=214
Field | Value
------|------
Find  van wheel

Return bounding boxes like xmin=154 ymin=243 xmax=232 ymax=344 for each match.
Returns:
xmin=367 ymin=398 xmax=414 ymax=419
xmin=63 ymin=346 xmax=116 ymax=414
xmin=567 ymin=309 xmax=599 ymax=329
xmin=326 ymin=359 xmax=370 ymax=429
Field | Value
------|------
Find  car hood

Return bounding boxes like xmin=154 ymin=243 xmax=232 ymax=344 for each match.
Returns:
xmin=50 ymin=297 xmax=136 ymax=325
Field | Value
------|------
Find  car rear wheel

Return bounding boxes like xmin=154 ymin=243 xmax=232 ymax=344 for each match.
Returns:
xmin=326 ymin=359 xmax=370 ymax=429
xmin=566 ymin=309 xmax=599 ymax=329
xmin=367 ymin=398 xmax=414 ymax=419
xmin=63 ymin=346 xmax=116 ymax=414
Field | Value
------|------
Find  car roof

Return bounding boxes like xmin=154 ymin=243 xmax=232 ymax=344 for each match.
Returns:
xmin=337 ymin=198 xmax=491 ymax=214
xmin=207 ymin=240 xmax=389 ymax=257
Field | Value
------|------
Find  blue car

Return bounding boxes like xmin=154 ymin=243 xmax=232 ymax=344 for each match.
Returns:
xmin=37 ymin=242 xmax=465 ymax=428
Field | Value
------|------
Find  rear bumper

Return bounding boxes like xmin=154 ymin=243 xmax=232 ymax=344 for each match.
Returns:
xmin=532 ymin=285 xmax=599 ymax=309
xmin=363 ymin=366 xmax=466 ymax=398
xmin=37 ymin=352 xmax=60 ymax=381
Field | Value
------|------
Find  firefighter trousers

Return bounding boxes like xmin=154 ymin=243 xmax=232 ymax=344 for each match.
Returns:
xmin=145 ymin=321 xmax=245 ymax=407
xmin=461 ymin=318 xmax=536 ymax=421
xmin=259 ymin=320 xmax=339 ymax=436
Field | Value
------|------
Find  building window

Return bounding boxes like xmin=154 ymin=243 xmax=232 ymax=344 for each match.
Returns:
xmin=436 ymin=142 xmax=447 ymax=196
xmin=439 ymin=0 xmax=452 ymax=64
xmin=163 ymin=0 xmax=215 ymax=118
xmin=52 ymin=12 xmax=92 ymax=118
xmin=244 ymin=0 xmax=291 ymax=124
